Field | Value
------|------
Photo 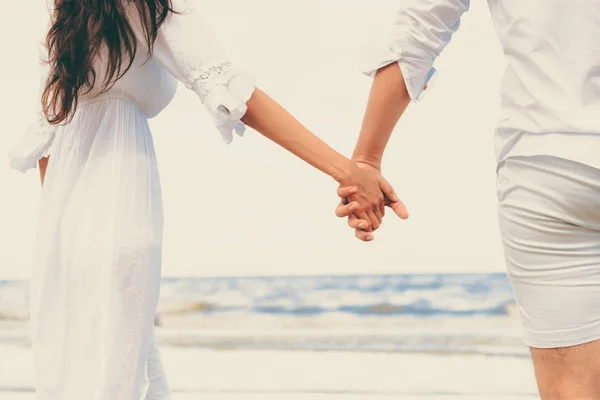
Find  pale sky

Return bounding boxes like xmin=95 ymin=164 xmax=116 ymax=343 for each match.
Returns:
xmin=0 ymin=0 xmax=508 ymax=280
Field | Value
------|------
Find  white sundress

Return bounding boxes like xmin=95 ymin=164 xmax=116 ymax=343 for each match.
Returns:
xmin=8 ymin=1 xmax=255 ymax=399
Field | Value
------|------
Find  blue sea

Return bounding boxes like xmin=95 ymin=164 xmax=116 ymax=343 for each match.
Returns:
xmin=0 ymin=273 xmax=526 ymax=357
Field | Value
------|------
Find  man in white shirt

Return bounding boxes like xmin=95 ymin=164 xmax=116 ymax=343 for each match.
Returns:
xmin=336 ymin=0 xmax=600 ymax=398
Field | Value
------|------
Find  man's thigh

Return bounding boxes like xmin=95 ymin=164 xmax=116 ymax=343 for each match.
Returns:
xmin=497 ymin=156 xmax=600 ymax=398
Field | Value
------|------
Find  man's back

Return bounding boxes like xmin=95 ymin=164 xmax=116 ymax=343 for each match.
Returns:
xmin=489 ymin=0 xmax=600 ymax=135
xmin=360 ymin=0 xmax=600 ymax=168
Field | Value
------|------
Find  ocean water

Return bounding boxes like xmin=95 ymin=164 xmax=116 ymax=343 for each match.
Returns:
xmin=0 ymin=273 xmax=525 ymax=357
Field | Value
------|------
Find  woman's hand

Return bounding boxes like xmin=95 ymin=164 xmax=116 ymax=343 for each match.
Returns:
xmin=336 ymin=162 xmax=388 ymax=231
xmin=39 ymin=156 xmax=49 ymax=186
xmin=336 ymin=161 xmax=408 ymax=241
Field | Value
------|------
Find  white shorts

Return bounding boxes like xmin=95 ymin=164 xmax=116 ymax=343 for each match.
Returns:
xmin=497 ymin=155 xmax=600 ymax=349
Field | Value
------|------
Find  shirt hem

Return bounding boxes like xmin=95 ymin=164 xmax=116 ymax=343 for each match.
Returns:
xmin=496 ymin=130 xmax=600 ymax=172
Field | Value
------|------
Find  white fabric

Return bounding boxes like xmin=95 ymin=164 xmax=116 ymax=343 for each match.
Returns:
xmin=8 ymin=40 xmax=58 ymax=172
xmin=497 ymin=155 xmax=600 ymax=348
xmin=8 ymin=1 xmax=255 ymax=399
xmin=361 ymin=0 xmax=600 ymax=170
xmin=9 ymin=0 xmax=255 ymax=173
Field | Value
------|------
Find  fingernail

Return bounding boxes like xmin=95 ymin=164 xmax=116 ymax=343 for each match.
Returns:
xmin=358 ymin=223 xmax=368 ymax=230
xmin=366 ymin=235 xmax=374 ymax=241
xmin=349 ymin=187 xmax=357 ymax=194
xmin=350 ymin=203 xmax=358 ymax=211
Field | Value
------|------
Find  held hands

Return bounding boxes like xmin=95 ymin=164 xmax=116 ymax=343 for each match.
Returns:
xmin=336 ymin=161 xmax=408 ymax=241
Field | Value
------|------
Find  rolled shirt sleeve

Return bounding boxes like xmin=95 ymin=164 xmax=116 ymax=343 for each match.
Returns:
xmin=361 ymin=0 xmax=470 ymax=102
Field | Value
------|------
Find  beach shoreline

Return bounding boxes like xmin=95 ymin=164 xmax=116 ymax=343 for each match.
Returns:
xmin=0 ymin=274 xmax=533 ymax=398
xmin=0 ymin=344 xmax=538 ymax=399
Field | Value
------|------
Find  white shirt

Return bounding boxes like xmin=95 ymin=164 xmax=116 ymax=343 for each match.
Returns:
xmin=362 ymin=0 xmax=600 ymax=169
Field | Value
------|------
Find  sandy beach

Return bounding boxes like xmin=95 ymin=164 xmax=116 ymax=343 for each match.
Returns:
xmin=1 ymin=343 xmax=538 ymax=399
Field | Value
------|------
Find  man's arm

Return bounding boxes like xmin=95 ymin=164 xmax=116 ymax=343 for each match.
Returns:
xmin=341 ymin=0 xmax=471 ymax=241
xmin=352 ymin=62 xmax=411 ymax=169
xmin=354 ymin=0 xmax=470 ymax=166
xmin=343 ymin=63 xmax=411 ymax=241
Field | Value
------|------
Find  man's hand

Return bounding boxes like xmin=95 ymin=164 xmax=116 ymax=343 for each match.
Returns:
xmin=336 ymin=161 xmax=408 ymax=241
xmin=335 ymin=162 xmax=388 ymax=231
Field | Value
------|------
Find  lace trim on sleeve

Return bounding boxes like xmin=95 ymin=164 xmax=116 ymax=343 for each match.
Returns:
xmin=185 ymin=61 xmax=237 ymax=102
xmin=184 ymin=61 xmax=256 ymax=144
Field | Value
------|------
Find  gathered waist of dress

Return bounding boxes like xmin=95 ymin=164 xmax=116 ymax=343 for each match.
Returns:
xmin=78 ymin=93 xmax=148 ymax=118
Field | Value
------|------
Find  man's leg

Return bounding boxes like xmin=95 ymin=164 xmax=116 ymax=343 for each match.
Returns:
xmin=531 ymin=342 xmax=600 ymax=399
xmin=497 ymin=155 xmax=600 ymax=399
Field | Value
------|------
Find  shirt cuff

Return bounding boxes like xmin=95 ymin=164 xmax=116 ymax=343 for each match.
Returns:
xmin=359 ymin=44 xmax=438 ymax=103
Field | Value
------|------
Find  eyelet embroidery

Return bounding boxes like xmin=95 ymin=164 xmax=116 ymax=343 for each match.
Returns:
xmin=186 ymin=61 xmax=238 ymax=101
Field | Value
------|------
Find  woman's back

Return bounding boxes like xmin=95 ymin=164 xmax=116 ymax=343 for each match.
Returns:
xmin=73 ymin=1 xmax=179 ymax=118
xmin=10 ymin=0 xmax=255 ymax=173
xmin=40 ymin=2 xmax=177 ymax=118
xmin=76 ymin=45 xmax=178 ymax=119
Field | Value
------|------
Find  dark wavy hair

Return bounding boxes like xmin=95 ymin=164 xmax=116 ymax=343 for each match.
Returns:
xmin=42 ymin=0 xmax=176 ymax=124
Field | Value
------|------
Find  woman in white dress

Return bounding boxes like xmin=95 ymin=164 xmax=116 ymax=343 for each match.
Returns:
xmin=8 ymin=0 xmax=399 ymax=398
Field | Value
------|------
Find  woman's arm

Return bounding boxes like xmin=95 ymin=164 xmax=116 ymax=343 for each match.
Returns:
xmin=146 ymin=0 xmax=399 ymax=229
xmin=39 ymin=156 xmax=49 ymax=186
xmin=8 ymin=16 xmax=57 ymax=175
xmin=243 ymin=90 xmax=352 ymax=182
xmin=242 ymin=88 xmax=387 ymax=228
